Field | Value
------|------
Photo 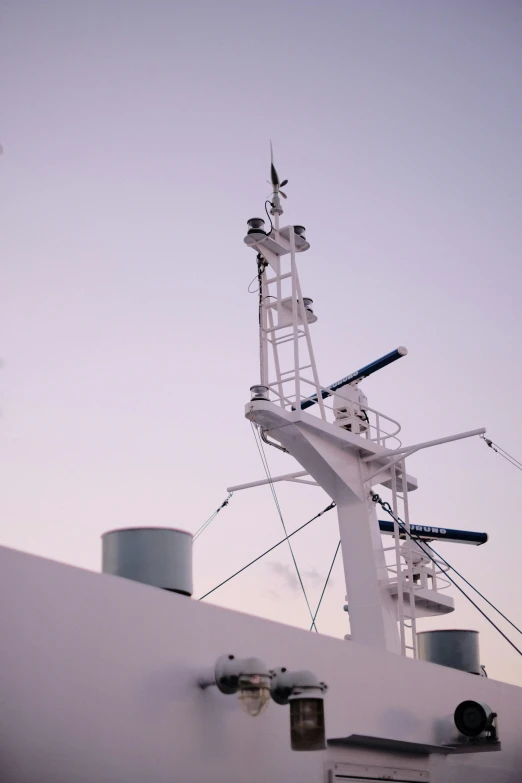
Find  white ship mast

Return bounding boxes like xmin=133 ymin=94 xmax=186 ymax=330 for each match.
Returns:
xmin=237 ymin=150 xmax=486 ymax=656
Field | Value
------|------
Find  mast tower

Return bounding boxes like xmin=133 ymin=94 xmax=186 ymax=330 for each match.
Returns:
xmin=241 ymin=150 xmax=484 ymax=656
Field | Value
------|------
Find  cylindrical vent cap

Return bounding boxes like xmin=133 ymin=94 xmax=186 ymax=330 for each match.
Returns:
xmin=102 ymin=527 xmax=193 ymax=596
xmin=417 ymin=629 xmax=480 ymax=675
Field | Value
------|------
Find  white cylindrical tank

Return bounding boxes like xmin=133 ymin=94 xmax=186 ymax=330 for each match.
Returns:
xmin=417 ymin=629 xmax=481 ymax=675
xmin=102 ymin=527 xmax=193 ymax=596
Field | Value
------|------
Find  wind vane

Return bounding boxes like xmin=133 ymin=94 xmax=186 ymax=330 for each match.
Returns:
xmin=269 ymin=141 xmax=288 ymax=199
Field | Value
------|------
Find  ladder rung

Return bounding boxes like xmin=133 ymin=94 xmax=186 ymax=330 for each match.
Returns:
xmin=279 ymin=364 xmax=311 ymax=377
xmin=269 ymin=332 xmax=306 ymax=346
xmin=266 ymin=271 xmax=292 ymax=284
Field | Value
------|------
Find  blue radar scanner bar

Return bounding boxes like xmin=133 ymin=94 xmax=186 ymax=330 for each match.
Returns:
xmin=378 ymin=520 xmax=488 ymax=546
xmin=299 ymin=346 xmax=408 ymax=411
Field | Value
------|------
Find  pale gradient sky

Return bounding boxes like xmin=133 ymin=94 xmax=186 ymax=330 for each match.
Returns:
xmin=1 ymin=1 xmax=522 ymax=685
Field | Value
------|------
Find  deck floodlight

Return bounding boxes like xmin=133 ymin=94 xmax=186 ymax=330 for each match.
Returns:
xmin=270 ymin=668 xmax=328 ymax=750
xmin=293 ymin=225 xmax=306 ymax=239
xmin=454 ymin=700 xmax=497 ymax=740
xmin=215 ymin=654 xmax=271 ymax=717
xmin=290 ymin=698 xmax=325 ymax=751
xmin=247 ymin=218 xmax=267 ymax=240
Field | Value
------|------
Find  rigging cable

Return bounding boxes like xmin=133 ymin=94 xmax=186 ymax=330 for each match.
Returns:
xmin=250 ymin=421 xmax=319 ymax=631
xmin=482 ymin=435 xmax=522 ymax=474
xmin=193 ymin=493 xmax=233 ymax=542
xmin=422 ymin=541 xmax=522 ymax=637
xmin=264 ymin=200 xmax=275 ymax=235
xmin=309 ymin=540 xmax=341 ymax=632
xmin=371 ymin=493 xmax=522 ymax=658
xmin=198 ymin=501 xmax=336 ymax=601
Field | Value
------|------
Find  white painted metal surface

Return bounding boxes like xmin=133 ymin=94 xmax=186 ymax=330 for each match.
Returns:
xmin=2 ymin=546 xmax=522 ymax=783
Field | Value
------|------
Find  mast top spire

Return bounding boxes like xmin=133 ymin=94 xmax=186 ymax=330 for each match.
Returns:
xmin=269 ymin=141 xmax=287 ymax=218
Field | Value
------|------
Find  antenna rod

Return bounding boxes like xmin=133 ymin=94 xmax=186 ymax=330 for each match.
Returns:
xmin=299 ymin=347 xmax=408 ymax=410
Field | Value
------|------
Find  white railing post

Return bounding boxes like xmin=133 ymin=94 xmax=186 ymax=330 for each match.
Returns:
xmin=289 ymin=229 xmax=301 ymax=407
xmin=391 ymin=467 xmax=406 ymax=655
xmin=401 ymin=458 xmax=417 ymax=658
xmin=294 ymin=271 xmax=326 ymax=421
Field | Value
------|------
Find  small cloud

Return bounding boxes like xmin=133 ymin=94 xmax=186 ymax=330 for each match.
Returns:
xmin=266 ymin=562 xmax=337 ymax=593
xmin=311 ymin=568 xmax=336 ymax=591
xmin=266 ymin=562 xmax=337 ymax=594
xmin=266 ymin=561 xmax=299 ymax=591
xmin=301 ymin=567 xmax=324 ymax=588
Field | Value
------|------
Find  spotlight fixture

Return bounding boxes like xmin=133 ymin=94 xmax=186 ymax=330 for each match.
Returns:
xmin=454 ymin=700 xmax=498 ymax=741
xmin=293 ymin=225 xmax=307 ymax=239
xmin=270 ymin=668 xmax=328 ymax=751
xmin=214 ymin=654 xmax=272 ymax=717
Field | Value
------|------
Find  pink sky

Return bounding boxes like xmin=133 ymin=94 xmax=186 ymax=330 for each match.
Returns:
xmin=1 ymin=0 xmax=522 ymax=685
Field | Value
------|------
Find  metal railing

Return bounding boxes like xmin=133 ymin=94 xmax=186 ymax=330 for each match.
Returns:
xmin=265 ymin=375 xmax=402 ymax=448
